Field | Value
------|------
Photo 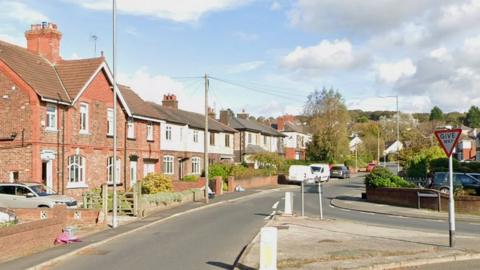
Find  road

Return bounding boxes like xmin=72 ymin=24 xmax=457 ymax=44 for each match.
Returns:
xmin=49 ymin=175 xmax=479 ymax=269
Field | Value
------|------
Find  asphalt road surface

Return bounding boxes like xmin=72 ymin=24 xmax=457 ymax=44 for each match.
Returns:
xmin=49 ymin=175 xmax=479 ymax=270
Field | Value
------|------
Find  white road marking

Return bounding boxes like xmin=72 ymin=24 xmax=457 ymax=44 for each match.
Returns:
xmin=468 ymin=223 xmax=480 ymax=225
xmin=272 ymin=201 xmax=279 ymax=209
xmin=328 ymin=204 xmax=335 ymax=208
xmin=430 ymin=219 xmax=445 ymax=223
xmin=264 ymin=211 xmax=276 ymax=220
xmin=340 ymin=209 xmax=351 ymax=212
xmin=362 ymin=212 xmax=375 ymax=215
xmin=392 ymin=215 xmax=407 ymax=219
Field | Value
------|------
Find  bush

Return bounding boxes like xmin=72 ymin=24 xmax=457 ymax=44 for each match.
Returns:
xmin=182 ymin=175 xmax=199 ymax=182
xmin=141 ymin=174 xmax=173 ymax=194
xmin=250 ymin=152 xmax=287 ymax=174
xmin=365 ymin=167 xmax=414 ymax=188
xmin=209 ymin=163 xmax=231 ymax=181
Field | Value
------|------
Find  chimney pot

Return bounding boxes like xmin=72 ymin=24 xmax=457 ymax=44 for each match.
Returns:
xmin=162 ymin=93 xmax=178 ymax=110
xmin=25 ymin=22 xmax=62 ymax=63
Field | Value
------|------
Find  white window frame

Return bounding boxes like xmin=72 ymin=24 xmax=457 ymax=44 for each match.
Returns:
xmin=45 ymin=103 xmax=57 ymax=131
xmin=67 ymin=155 xmax=87 ymax=188
xmin=147 ymin=122 xmax=154 ymax=141
xmin=163 ymin=155 xmax=174 ymax=175
xmin=107 ymin=157 xmax=121 ymax=185
xmin=127 ymin=118 xmax=135 ymax=139
xmin=210 ymin=132 xmax=215 ymax=146
xmin=165 ymin=125 xmax=172 ymax=141
xmin=193 ymin=130 xmax=199 ymax=143
xmin=107 ymin=108 xmax=114 ymax=136
xmin=191 ymin=157 xmax=201 ymax=175
xmin=79 ymin=103 xmax=89 ymax=134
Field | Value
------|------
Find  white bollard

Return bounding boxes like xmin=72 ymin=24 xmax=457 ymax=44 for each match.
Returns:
xmin=260 ymin=227 xmax=277 ymax=270
xmin=284 ymin=192 xmax=293 ymax=216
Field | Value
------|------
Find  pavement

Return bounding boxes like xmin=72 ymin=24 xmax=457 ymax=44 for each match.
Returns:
xmin=237 ymin=216 xmax=480 ymax=270
xmin=0 ymin=186 xmax=285 ymax=270
xmin=331 ymin=194 xmax=480 ymax=224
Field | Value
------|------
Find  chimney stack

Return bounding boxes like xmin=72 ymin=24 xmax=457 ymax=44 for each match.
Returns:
xmin=237 ymin=109 xmax=249 ymax=120
xmin=162 ymin=94 xmax=178 ymax=110
xmin=276 ymin=115 xmax=295 ymax=131
xmin=25 ymin=22 xmax=62 ymax=64
xmin=220 ymin=110 xmax=231 ymax=126
xmin=208 ymin=107 xmax=216 ymax=119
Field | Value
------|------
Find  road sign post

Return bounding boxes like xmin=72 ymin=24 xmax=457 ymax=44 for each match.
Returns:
xmin=434 ymin=128 xmax=462 ymax=248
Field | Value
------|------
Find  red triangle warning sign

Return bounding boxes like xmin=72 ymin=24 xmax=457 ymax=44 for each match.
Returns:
xmin=434 ymin=129 xmax=462 ymax=157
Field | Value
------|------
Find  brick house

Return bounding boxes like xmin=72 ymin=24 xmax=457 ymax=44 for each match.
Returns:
xmin=0 ymin=23 xmax=137 ymax=197
xmin=274 ymin=115 xmax=311 ymax=160
xmin=218 ymin=110 xmax=285 ymax=164
xmin=149 ymin=95 xmax=237 ymax=180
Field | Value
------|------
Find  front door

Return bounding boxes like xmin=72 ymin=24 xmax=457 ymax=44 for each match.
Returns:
xmin=178 ymin=159 xmax=184 ymax=180
xmin=41 ymin=160 xmax=53 ymax=190
xmin=130 ymin=161 xmax=137 ymax=186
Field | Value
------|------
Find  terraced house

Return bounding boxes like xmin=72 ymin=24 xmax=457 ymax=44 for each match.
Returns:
xmin=218 ymin=109 xmax=285 ymax=164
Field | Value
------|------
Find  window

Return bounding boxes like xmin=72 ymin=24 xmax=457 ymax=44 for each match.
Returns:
xmin=0 ymin=186 xmax=15 ymax=195
xmin=79 ymin=103 xmax=89 ymax=133
xmin=163 ymin=156 xmax=174 ymax=175
xmin=225 ymin=134 xmax=230 ymax=147
xmin=165 ymin=126 xmax=172 ymax=140
xmin=264 ymin=135 xmax=267 ymax=145
xmin=147 ymin=123 xmax=154 ymax=141
xmin=68 ymin=155 xmax=86 ymax=187
xmin=130 ymin=160 xmax=137 ymax=186
xmin=107 ymin=157 xmax=121 ymax=184
xmin=46 ymin=104 xmax=57 ymax=130
xmin=248 ymin=133 xmax=252 ymax=144
xmin=210 ymin=132 xmax=215 ymax=146
xmin=192 ymin=157 xmax=201 ymax=175
xmin=107 ymin=109 xmax=114 ymax=136
xmin=9 ymin=171 xmax=19 ymax=183
xmin=193 ymin=130 xmax=199 ymax=143
xmin=127 ymin=118 xmax=135 ymax=139
xmin=143 ymin=161 xmax=156 ymax=176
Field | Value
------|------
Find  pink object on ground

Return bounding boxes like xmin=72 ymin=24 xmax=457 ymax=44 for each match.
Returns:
xmin=54 ymin=232 xmax=81 ymax=245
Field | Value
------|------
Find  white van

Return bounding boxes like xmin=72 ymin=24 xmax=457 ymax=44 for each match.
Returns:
xmin=288 ymin=165 xmax=318 ymax=183
xmin=310 ymin=164 xmax=330 ymax=182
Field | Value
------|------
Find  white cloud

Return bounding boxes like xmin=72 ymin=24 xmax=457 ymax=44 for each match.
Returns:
xmin=67 ymin=0 xmax=250 ymax=23
xmin=282 ymin=39 xmax=362 ymax=72
xmin=118 ymin=67 xmax=205 ymax=113
xmin=227 ymin=61 xmax=265 ymax=74
xmin=429 ymin=47 xmax=451 ymax=61
xmin=270 ymin=1 xmax=282 ymax=11
xmin=377 ymin=59 xmax=417 ymax=83
xmin=437 ymin=0 xmax=480 ymax=31
xmin=0 ymin=1 xmax=49 ymax=45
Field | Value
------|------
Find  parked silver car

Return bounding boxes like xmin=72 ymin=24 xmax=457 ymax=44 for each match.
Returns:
xmin=0 ymin=183 xmax=77 ymax=208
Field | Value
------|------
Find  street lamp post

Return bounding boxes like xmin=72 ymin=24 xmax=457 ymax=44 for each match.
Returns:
xmin=111 ymin=0 xmax=118 ymax=228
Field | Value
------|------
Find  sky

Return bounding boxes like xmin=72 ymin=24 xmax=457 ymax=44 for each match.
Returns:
xmin=1 ymin=0 xmax=480 ymax=117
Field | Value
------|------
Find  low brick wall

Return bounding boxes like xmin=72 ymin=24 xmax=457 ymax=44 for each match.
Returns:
xmin=367 ymin=187 xmax=480 ymax=214
xmin=14 ymin=206 xmax=100 ymax=225
xmin=227 ymin=175 xmax=278 ymax=192
xmin=0 ymin=218 xmax=63 ymax=262
xmin=173 ymin=177 xmax=206 ymax=192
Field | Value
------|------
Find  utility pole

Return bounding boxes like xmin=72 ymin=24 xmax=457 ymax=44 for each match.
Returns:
xmin=396 ymin=96 xmax=400 ymax=174
xmin=204 ymin=74 xmax=209 ymax=204
xmin=111 ymin=0 xmax=118 ymax=228
xmin=377 ymin=126 xmax=380 ymax=164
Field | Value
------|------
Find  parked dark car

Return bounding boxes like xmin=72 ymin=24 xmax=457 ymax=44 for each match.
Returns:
xmin=431 ymin=172 xmax=480 ymax=194
xmin=330 ymin=165 xmax=351 ymax=179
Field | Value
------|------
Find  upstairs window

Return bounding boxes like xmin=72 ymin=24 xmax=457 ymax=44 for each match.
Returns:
xmin=165 ymin=126 xmax=172 ymax=141
xmin=147 ymin=122 xmax=154 ymax=141
xmin=193 ymin=130 xmax=199 ymax=143
xmin=79 ymin=103 xmax=89 ymax=134
xmin=107 ymin=109 xmax=114 ymax=136
xmin=248 ymin=133 xmax=252 ymax=144
xmin=264 ymin=135 xmax=267 ymax=145
xmin=46 ymin=104 xmax=57 ymax=130
xmin=127 ymin=118 xmax=135 ymax=139
xmin=225 ymin=134 xmax=230 ymax=147
xmin=210 ymin=132 xmax=215 ymax=146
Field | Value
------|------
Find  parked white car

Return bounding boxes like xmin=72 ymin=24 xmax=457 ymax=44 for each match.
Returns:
xmin=310 ymin=164 xmax=330 ymax=182
xmin=288 ymin=165 xmax=319 ymax=183
xmin=0 ymin=183 xmax=77 ymax=208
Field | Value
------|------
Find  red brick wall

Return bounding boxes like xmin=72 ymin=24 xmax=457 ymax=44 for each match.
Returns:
xmin=284 ymin=147 xmax=305 ymax=160
xmin=227 ymin=175 xmax=278 ymax=192
xmin=173 ymin=177 xmax=206 ymax=192
xmin=14 ymin=207 xmax=100 ymax=225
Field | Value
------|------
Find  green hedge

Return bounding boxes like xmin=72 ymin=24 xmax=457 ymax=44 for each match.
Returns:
xmin=365 ymin=167 xmax=415 ymax=188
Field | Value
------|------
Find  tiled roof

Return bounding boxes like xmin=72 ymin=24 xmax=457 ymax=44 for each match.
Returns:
xmin=229 ymin=117 xmax=285 ymax=137
xmin=55 ymin=57 xmax=104 ymax=99
xmin=283 ymin=122 xmax=305 ymax=133
xmin=0 ymin=40 xmax=70 ymax=102
xmin=118 ymin=85 xmax=161 ymax=120
xmin=149 ymin=103 xmax=237 ymax=133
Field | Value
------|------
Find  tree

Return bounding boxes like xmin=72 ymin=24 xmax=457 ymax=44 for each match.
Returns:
xmin=304 ymin=88 xmax=350 ymax=163
xmin=465 ymin=106 xmax=480 ymax=128
xmin=429 ymin=106 xmax=444 ymax=121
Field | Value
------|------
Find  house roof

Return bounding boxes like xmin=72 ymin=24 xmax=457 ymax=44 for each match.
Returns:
xmin=0 ymin=40 xmax=70 ymax=102
xmin=118 ymin=85 xmax=161 ymax=120
xmin=148 ymin=103 xmax=237 ymax=133
xmin=283 ymin=122 xmax=305 ymax=133
xmin=229 ymin=116 xmax=285 ymax=137
xmin=245 ymin=144 xmax=267 ymax=154
xmin=55 ymin=57 xmax=104 ymax=99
